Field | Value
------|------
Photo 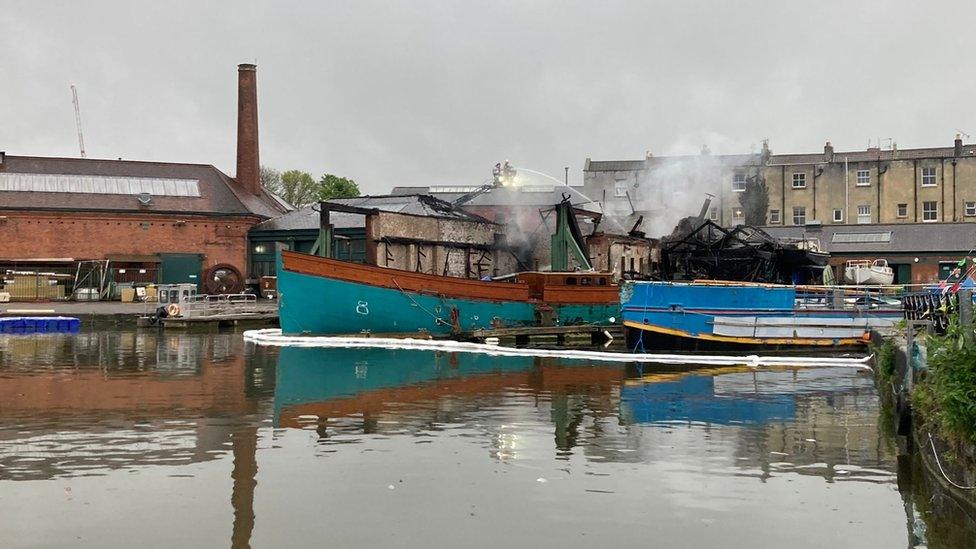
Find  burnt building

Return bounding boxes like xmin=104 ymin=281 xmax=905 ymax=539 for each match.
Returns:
xmin=249 ymin=194 xmax=520 ymax=279
xmin=0 ymin=64 xmax=289 ymax=297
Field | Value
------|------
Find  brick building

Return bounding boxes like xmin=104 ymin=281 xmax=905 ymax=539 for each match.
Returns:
xmin=0 ymin=64 xmax=289 ymax=294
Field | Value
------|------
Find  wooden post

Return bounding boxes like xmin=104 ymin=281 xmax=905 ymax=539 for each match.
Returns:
xmin=960 ymin=289 xmax=974 ymax=344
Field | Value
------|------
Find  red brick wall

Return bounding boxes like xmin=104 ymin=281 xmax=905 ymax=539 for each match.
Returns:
xmin=0 ymin=211 xmax=256 ymax=272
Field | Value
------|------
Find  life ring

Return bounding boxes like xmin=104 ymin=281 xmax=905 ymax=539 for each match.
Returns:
xmin=166 ymin=303 xmax=181 ymax=317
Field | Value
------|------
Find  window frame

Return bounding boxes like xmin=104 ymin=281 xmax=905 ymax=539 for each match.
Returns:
xmin=896 ymin=203 xmax=908 ymax=218
xmin=922 ymin=201 xmax=938 ymax=222
xmin=792 ymin=172 xmax=806 ymax=189
xmin=792 ymin=206 xmax=806 ymax=226
xmin=832 ymin=209 xmax=844 ymax=223
xmin=731 ymin=173 xmax=746 ymax=192
xmin=857 ymin=205 xmax=871 ymax=224
xmin=921 ymin=167 xmax=937 ymax=187
xmin=856 ymin=169 xmax=870 ymax=186
xmin=769 ymin=209 xmax=781 ymax=224
xmin=613 ymin=180 xmax=629 ymax=198
xmin=966 ymin=201 xmax=976 ymax=217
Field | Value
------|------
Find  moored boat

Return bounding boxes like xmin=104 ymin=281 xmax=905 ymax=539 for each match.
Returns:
xmin=621 ymin=280 xmax=902 ymax=350
xmin=277 ymin=249 xmax=619 ymax=336
xmin=843 ymin=259 xmax=894 ymax=285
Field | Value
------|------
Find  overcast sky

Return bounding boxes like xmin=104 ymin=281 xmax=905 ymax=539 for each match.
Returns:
xmin=2 ymin=1 xmax=974 ymax=193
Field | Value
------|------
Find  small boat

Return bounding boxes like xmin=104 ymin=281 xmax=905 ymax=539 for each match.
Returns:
xmin=621 ymin=280 xmax=902 ymax=350
xmin=277 ymin=249 xmax=619 ymax=336
xmin=844 ymin=259 xmax=894 ymax=285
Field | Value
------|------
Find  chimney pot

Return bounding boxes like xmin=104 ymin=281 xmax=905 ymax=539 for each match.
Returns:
xmin=955 ymin=134 xmax=963 ymax=157
xmin=236 ymin=63 xmax=261 ymax=195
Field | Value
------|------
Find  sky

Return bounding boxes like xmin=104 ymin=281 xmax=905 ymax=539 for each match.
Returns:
xmin=2 ymin=1 xmax=975 ymax=194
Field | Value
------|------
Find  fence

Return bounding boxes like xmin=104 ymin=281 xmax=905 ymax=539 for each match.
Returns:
xmin=0 ymin=261 xmax=162 ymax=302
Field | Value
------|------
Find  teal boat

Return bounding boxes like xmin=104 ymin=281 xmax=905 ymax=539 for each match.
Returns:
xmin=277 ymin=249 xmax=619 ymax=336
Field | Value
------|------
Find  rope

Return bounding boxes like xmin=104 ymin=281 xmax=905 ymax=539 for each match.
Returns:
xmin=391 ymin=278 xmax=448 ymax=326
xmin=928 ymin=432 xmax=976 ymax=490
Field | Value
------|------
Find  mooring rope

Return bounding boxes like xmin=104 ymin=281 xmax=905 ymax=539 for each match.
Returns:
xmin=927 ymin=432 xmax=976 ymax=491
xmin=391 ymin=278 xmax=448 ymax=326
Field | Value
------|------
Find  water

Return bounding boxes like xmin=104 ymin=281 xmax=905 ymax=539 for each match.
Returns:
xmin=0 ymin=330 xmax=971 ymax=548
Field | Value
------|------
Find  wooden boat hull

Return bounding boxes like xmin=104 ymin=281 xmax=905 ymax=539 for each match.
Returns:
xmin=277 ymin=250 xmax=618 ymax=336
xmin=621 ymin=281 xmax=902 ymax=349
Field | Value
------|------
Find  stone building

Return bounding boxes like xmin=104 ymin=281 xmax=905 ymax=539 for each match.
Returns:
xmin=584 ymin=136 xmax=976 ymax=233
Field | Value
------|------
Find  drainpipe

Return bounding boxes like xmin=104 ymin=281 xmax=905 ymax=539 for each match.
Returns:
xmin=812 ymin=165 xmax=824 ymax=220
xmin=952 ymin=159 xmax=958 ymax=221
xmin=913 ymin=160 xmax=918 ymax=222
xmin=941 ymin=158 xmax=946 ymax=222
xmin=844 ymin=157 xmax=849 ymax=223
xmin=781 ymin=165 xmax=786 ymax=222
xmin=877 ymin=158 xmax=886 ymax=222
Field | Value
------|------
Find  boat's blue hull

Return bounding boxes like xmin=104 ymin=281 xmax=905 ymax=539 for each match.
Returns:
xmin=621 ymin=281 xmax=902 ymax=348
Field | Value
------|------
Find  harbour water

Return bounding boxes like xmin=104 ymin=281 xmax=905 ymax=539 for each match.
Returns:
xmin=0 ymin=330 xmax=971 ymax=548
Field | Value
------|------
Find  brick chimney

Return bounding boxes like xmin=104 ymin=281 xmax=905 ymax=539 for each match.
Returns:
xmin=823 ymin=141 xmax=834 ymax=163
xmin=955 ymin=133 xmax=963 ymax=157
xmin=236 ymin=63 xmax=261 ymax=195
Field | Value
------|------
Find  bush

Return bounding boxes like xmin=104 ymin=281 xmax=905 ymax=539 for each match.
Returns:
xmin=873 ymin=338 xmax=897 ymax=382
xmin=913 ymin=314 xmax=976 ymax=445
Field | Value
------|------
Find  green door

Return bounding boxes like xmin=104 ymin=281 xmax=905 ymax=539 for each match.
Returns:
xmin=891 ymin=264 xmax=912 ymax=284
xmin=159 ymin=253 xmax=203 ymax=289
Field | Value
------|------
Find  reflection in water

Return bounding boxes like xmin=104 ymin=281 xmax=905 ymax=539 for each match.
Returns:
xmin=0 ymin=330 xmax=968 ymax=548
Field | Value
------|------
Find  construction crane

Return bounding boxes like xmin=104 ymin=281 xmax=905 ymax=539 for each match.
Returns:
xmin=70 ymin=84 xmax=86 ymax=158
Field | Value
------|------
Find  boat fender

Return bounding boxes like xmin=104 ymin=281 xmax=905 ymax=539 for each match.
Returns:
xmin=166 ymin=303 xmax=181 ymax=317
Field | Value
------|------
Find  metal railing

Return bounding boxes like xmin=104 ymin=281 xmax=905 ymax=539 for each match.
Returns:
xmin=178 ymin=293 xmax=259 ymax=318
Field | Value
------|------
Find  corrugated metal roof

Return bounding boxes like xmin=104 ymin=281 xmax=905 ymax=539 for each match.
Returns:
xmin=0 ymin=172 xmax=200 ymax=197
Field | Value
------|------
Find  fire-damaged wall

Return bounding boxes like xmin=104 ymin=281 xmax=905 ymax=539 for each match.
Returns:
xmin=365 ymin=211 xmax=519 ymax=278
xmin=586 ymin=233 xmax=659 ymax=279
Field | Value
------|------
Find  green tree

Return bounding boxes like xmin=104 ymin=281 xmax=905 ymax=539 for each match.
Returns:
xmin=260 ymin=165 xmax=281 ymax=191
xmin=739 ymin=176 xmax=769 ymax=226
xmin=319 ymin=173 xmax=360 ymax=200
xmin=278 ymin=170 xmax=320 ymax=208
xmin=261 ymin=165 xmax=320 ymax=208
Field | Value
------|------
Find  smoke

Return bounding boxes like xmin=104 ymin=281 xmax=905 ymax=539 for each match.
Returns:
xmin=631 ymin=141 xmax=759 ymax=238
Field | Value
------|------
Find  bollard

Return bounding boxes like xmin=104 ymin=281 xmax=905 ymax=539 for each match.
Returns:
xmin=960 ymin=289 xmax=974 ymax=344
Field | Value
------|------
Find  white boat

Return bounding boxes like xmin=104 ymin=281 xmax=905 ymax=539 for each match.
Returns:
xmin=844 ymin=259 xmax=894 ymax=285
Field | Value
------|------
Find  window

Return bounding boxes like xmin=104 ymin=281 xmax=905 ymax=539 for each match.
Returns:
xmin=897 ymin=203 xmax=908 ymax=218
xmin=857 ymin=205 xmax=871 ymax=224
xmin=614 ymin=181 xmax=628 ymax=197
xmin=923 ymin=201 xmax=938 ymax=222
xmin=732 ymin=173 xmax=746 ymax=192
xmin=792 ymin=172 xmax=806 ymax=188
xmin=769 ymin=209 xmax=781 ymax=224
xmin=966 ymin=201 xmax=976 ymax=217
xmin=732 ymin=207 xmax=744 ymax=224
xmin=792 ymin=206 xmax=806 ymax=225
xmin=856 ymin=170 xmax=870 ymax=186
xmin=833 ymin=209 xmax=844 ymax=223
xmin=709 ymin=208 xmax=718 ymax=220
xmin=921 ymin=167 xmax=937 ymax=186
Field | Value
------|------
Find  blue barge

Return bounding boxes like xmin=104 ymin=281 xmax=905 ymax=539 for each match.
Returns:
xmin=621 ymin=281 xmax=902 ymax=349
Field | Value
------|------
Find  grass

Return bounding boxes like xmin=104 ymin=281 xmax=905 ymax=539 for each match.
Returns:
xmin=911 ymin=314 xmax=976 ymax=447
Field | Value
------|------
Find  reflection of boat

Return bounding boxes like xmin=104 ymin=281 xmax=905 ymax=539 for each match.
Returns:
xmin=621 ymin=281 xmax=902 ymax=349
xmin=273 ymin=346 xmax=623 ymax=428
xmin=844 ymin=259 xmax=894 ymax=285
xmin=277 ymin=250 xmax=619 ymax=336
xmin=620 ymin=374 xmax=795 ymax=425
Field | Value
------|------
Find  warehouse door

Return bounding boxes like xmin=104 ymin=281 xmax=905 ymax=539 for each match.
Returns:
xmin=159 ymin=253 xmax=203 ymax=289
xmin=891 ymin=264 xmax=912 ymax=285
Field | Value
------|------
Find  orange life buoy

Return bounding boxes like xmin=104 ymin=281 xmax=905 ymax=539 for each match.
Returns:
xmin=166 ymin=303 xmax=181 ymax=317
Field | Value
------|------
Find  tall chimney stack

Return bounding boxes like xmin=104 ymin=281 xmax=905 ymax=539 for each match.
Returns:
xmin=955 ymin=133 xmax=963 ymax=157
xmin=236 ymin=63 xmax=261 ymax=195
